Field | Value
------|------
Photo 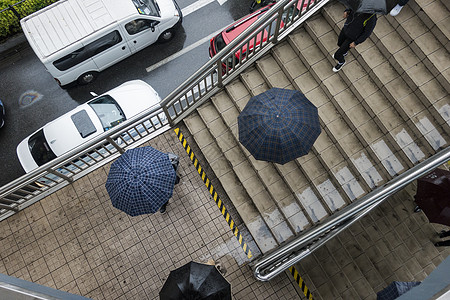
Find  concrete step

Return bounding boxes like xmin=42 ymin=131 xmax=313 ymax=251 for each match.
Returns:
xmin=287 ymin=27 xmax=407 ymax=182
xmin=183 ymin=111 xmax=279 ymax=253
xmin=304 ymin=15 xmax=436 ymax=164
xmin=319 ymin=3 xmax=450 ymax=153
xmin=322 ymin=3 xmax=450 ymax=138
xmin=408 ymin=0 xmax=450 ymax=48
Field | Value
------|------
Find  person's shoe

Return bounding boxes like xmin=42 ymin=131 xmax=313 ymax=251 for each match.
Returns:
xmin=390 ymin=4 xmax=403 ymax=16
xmin=332 ymin=60 xmax=346 ymax=72
xmin=160 ymin=203 xmax=167 ymax=213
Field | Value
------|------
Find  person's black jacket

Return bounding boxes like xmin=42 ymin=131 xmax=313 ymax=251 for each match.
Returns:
xmin=343 ymin=9 xmax=377 ymax=45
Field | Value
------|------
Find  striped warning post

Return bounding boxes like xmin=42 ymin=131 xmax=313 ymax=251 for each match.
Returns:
xmin=174 ymin=128 xmax=252 ymax=259
xmin=289 ymin=266 xmax=313 ymax=300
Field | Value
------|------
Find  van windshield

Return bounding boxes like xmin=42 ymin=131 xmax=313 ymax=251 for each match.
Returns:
xmin=132 ymin=0 xmax=160 ymax=17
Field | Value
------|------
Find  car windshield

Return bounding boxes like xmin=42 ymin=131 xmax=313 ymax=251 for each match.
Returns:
xmin=131 ymin=0 xmax=160 ymax=17
xmin=214 ymin=34 xmax=227 ymax=52
xmin=28 ymin=129 xmax=57 ymax=167
xmin=88 ymin=95 xmax=126 ymax=131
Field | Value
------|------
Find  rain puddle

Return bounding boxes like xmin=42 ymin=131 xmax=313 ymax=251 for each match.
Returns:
xmin=18 ymin=90 xmax=43 ymax=107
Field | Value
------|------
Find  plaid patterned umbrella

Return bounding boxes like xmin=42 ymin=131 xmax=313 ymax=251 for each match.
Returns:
xmin=105 ymin=146 xmax=176 ymax=216
xmin=238 ymin=88 xmax=320 ymax=164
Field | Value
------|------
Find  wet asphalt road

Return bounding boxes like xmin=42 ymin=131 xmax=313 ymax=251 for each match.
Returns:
xmin=0 ymin=0 xmax=253 ymax=187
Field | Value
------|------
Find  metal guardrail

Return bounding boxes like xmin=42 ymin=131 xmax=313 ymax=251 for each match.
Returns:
xmin=0 ymin=0 xmax=326 ymax=221
xmin=252 ymin=147 xmax=450 ymax=281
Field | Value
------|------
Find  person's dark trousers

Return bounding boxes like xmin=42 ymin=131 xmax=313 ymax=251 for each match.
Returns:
xmin=334 ymin=30 xmax=352 ymax=64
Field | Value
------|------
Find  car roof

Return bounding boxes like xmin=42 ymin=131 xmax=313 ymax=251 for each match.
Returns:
xmin=20 ymin=0 xmax=136 ymax=59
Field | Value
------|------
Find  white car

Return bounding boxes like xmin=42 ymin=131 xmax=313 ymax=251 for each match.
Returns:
xmin=17 ymin=80 xmax=162 ymax=173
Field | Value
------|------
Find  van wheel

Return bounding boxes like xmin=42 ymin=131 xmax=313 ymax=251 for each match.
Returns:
xmin=77 ymin=72 xmax=98 ymax=85
xmin=158 ymin=29 xmax=175 ymax=43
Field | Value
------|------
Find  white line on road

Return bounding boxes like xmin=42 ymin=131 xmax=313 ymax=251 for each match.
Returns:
xmin=182 ymin=0 xmax=215 ymax=17
xmin=217 ymin=0 xmax=228 ymax=5
xmin=145 ymin=28 xmax=223 ymax=73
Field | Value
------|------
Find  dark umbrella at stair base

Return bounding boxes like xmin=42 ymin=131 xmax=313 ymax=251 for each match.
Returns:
xmin=414 ymin=168 xmax=450 ymax=227
xmin=105 ymin=146 xmax=176 ymax=216
xmin=238 ymin=88 xmax=321 ymax=165
xmin=160 ymin=261 xmax=231 ymax=300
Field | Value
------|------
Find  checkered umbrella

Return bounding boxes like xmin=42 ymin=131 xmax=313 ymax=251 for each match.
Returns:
xmin=105 ymin=146 xmax=176 ymax=216
xmin=238 ymin=88 xmax=320 ymax=165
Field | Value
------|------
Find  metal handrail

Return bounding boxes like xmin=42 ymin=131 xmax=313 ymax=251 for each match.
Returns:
xmin=0 ymin=0 xmax=325 ymax=220
xmin=252 ymin=147 xmax=450 ymax=281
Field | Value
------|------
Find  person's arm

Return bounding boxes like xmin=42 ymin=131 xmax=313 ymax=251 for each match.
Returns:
xmin=354 ymin=15 xmax=377 ymax=45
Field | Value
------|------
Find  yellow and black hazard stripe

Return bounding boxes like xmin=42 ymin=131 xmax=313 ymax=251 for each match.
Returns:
xmin=289 ymin=266 xmax=313 ymax=300
xmin=174 ymin=128 xmax=252 ymax=259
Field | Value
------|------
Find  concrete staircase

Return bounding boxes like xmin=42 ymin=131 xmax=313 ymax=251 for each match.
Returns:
xmin=183 ymin=0 xmax=449 ymax=297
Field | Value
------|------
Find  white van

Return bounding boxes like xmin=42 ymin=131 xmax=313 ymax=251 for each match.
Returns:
xmin=20 ymin=0 xmax=182 ymax=87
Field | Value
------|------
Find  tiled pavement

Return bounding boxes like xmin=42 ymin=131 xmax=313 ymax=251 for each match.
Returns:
xmin=1 ymin=125 xmax=449 ymax=300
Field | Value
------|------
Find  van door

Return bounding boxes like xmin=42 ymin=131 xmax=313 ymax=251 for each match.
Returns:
xmin=90 ymin=30 xmax=132 ymax=70
xmin=123 ymin=18 xmax=160 ymax=53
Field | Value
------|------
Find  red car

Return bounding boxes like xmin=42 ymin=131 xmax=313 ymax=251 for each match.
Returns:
xmin=209 ymin=1 xmax=313 ymax=70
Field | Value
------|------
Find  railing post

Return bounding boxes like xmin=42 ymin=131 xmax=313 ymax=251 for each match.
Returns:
xmin=106 ymin=137 xmax=125 ymax=154
xmin=47 ymin=169 xmax=73 ymax=183
xmin=272 ymin=6 xmax=285 ymax=44
xmin=217 ymin=61 xmax=223 ymax=88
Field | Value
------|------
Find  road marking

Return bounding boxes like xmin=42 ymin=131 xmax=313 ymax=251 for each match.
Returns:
xmin=174 ymin=128 xmax=253 ymax=259
xmin=182 ymin=0 xmax=215 ymax=17
xmin=145 ymin=28 xmax=222 ymax=73
xmin=217 ymin=0 xmax=228 ymax=5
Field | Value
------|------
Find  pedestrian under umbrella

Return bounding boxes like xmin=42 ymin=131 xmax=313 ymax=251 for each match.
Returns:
xmin=238 ymin=88 xmax=321 ymax=165
xmin=105 ymin=146 xmax=177 ymax=216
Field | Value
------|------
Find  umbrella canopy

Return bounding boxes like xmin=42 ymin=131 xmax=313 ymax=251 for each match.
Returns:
xmin=377 ymin=281 xmax=420 ymax=300
xmin=160 ymin=261 xmax=231 ymax=300
xmin=105 ymin=146 xmax=176 ymax=216
xmin=414 ymin=168 xmax=450 ymax=226
xmin=238 ymin=88 xmax=320 ymax=165
xmin=338 ymin=0 xmax=397 ymax=14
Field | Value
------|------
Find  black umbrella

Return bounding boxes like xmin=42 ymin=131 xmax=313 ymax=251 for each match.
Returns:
xmin=377 ymin=281 xmax=420 ymax=300
xmin=338 ymin=0 xmax=397 ymax=14
xmin=160 ymin=261 xmax=231 ymax=300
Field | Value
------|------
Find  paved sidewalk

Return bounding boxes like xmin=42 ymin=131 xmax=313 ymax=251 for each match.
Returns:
xmin=0 ymin=128 xmax=301 ymax=299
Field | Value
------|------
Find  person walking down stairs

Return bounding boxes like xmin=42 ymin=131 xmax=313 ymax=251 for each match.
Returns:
xmin=332 ymin=8 xmax=377 ymax=72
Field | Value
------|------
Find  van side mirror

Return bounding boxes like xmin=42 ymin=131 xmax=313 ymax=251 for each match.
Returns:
xmin=150 ymin=24 xmax=155 ymax=32
xmin=90 ymin=92 xmax=98 ymax=97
